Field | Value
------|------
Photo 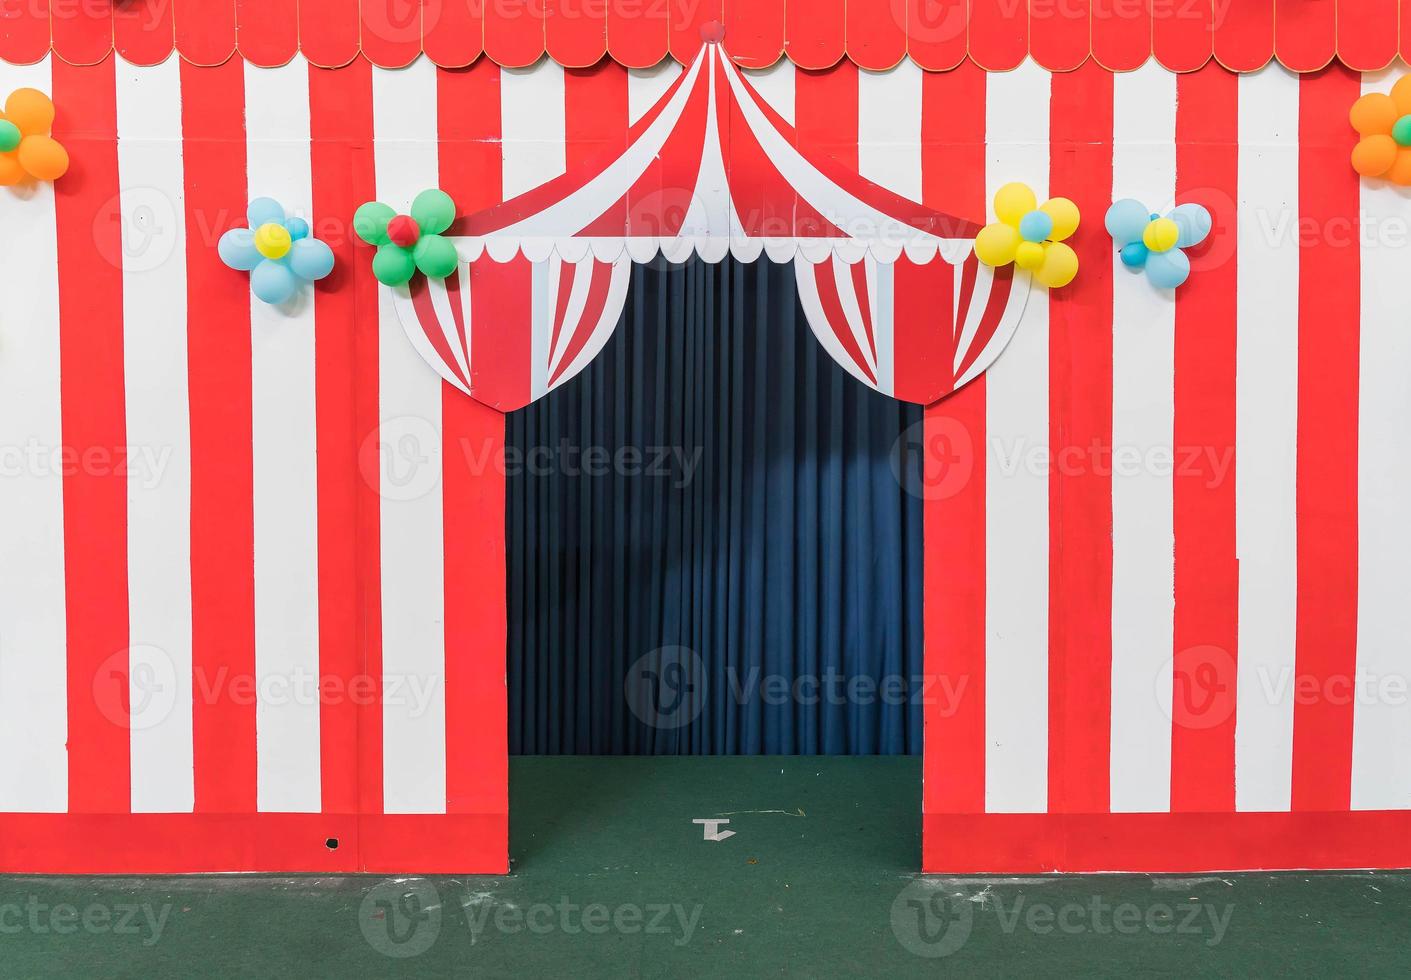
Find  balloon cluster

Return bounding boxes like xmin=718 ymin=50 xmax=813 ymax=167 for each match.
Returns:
xmin=1351 ymin=76 xmax=1411 ymax=185
xmin=217 ymin=198 xmax=335 ymax=304
xmin=0 ymin=89 xmax=68 ymax=184
xmin=973 ymin=183 xmax=1080 ymax=288
xmin=1104 ymin=199 xmax=1211 ymax=289
xmin=354 ymin=190 xmax=458 ymax=286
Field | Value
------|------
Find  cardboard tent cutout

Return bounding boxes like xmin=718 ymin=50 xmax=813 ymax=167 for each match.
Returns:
xmin=393 ymin=39 xmax=1030 ymax=412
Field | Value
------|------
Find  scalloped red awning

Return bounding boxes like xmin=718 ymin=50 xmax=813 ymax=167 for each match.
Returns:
xmin=0 ymin=0 xmax=1403 ymax=73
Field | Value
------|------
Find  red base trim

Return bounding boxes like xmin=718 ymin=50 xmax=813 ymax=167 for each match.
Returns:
xmin=0 ymin=813 xmax=508 ymax=875
xmin=923 ymin=812 xmax=1411 ymax=873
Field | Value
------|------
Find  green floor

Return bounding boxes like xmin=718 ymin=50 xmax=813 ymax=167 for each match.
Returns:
xmin=3 ymin=757 xmax=1408 ymax=977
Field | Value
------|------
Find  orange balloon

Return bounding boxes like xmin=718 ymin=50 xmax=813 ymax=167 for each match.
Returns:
xmin=4 ymin=88 xmax=53 ymax=136
xmin=17 ymin=135 xmax=67 ymax=181
xmin=1353 ymin=134 xmax=1398 ymax=177
xmin=0 ymin=153 xmax=24 ymax=185
xmin=1393 ymin=75 xmax=1411 ymax=116
xmin=1388 ymin=147 xmax=1411 ymax=186
xmin=1350 ymin=93 xmax=1399 ymax=137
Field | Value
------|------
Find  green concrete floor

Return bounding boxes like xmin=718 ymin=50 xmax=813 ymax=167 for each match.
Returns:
xmin=2 ymin=757 xmax=1408 ymax=977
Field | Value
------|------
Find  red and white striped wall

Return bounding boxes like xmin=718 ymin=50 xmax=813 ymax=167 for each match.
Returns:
xmin=0 ymin=52 xmax=1408 ymax=873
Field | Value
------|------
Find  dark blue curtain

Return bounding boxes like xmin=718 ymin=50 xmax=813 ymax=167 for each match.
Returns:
xmin=506 ymin=257 xmax=924 ymax=754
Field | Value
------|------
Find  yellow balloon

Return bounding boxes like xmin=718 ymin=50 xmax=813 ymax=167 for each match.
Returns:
xmin=254 ymin=222 xmax=291 ymax=260
xmin=973 ymin=222 xmax=1020 ymax=267
xmin=1015 ymin=240 xmax=1045 ymax=270
xmin=1143 ymin=217 xmax=1179 ymax=253
xmin=993 ymin=182 xmax=1038 ymax=227
xmin=1040 ymin=197 xmax=1081 ymax=241
xmin=1034 ymin=241 xmax=1078 ymax=288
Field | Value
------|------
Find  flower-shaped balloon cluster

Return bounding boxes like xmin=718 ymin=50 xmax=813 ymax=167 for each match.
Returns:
xmin=217 ymin=198 xmax=335 ymax=304
xmin=1104 ymin=199 xmax=1212 ymax=289
xmin=1351 ymin=76 xmax=1411 ymax=185
xmin=0 ymin=88 xmax=68 ymax=185
xmin=973 ymin=182 xmax=1080 ymax=288
xmin=354 ymin=190 xmax=458 ymax=286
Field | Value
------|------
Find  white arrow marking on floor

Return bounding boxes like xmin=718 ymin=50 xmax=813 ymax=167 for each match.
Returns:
xmin=692 ymin=818 xmax=736 ymax=841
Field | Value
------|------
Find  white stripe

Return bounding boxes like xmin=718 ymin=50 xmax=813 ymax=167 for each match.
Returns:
xmin=0 ymin=56 xmax=66 ymax=812
xmin=1352 ymin=65 xmax=1411 ymax=809
xmin=794 ymin=258 xmax=877 ymax=390
xmin=1234 ymin=64 xmax=1300 ymax=812
xmin=858 ymin=62 xmax=923 ymax=201
xmin=742 ymin=60 xmax=795 ymax=126
xmin=117 ymin=56 xmax=194 ymax=813
xmin=373 ymin=60 xmax=447 ymax=814
xmin=1108 ymin=63 xmax=1176 ymax=813
xmin=628 ymin=61 xmax=683 ymax=125
xmin=427 ymin=277 xmax=471 ymax=382
xmin=244 ymin=58 xmax=322 ymax=813
xmin=983 ymin=61 xmax=1050 ymax=813
xmin=501 ymin=61 xmax=567 ymax=198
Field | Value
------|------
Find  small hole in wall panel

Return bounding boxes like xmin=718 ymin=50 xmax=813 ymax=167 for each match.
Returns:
xmin=325 ymin=838 xmax=339 ymax=850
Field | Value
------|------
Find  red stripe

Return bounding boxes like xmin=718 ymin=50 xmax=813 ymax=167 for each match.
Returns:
xmin=1093 ymin=0 xmax=1151 ymax=71
xmin=723 ymin=0 xmax=787 ymax=69
xmin=180 ymin=57 xmax=258 ymax=814
xmin=1338 ymin=0 xmax=1399 ymax=69
xmin=565 ymin=62 xmax=629 ymax=170
xmin=308 ymin=61 xmax=373 ymax=816
xmin=549 ymin=260 xmax=576 ymax=358
xmin=811 ymin=262 xmax=878 ymax=385
xmin=437 ymin=61 xmax=508 ymax=828
xmin=891 ymin=257 xmax=956 ymax=401
xmin=1214 ymin=0 xmax=1275 ymax=72
xmin=114 ymin=2 xmax=175 ymax=66
xmin=53 ymin=57 xmax=130 ymax=814
xmin=969 ymin=0 xmax=1030 ymax=70
xmin=484 ymin=0 xmax=547 ymax=67
xmin=423 ymin=0 xmax=484 ymax=67
xmin=795 ymin=61 xmax=859 ymax=169
xmin=606 ymin=0 xmax=670 ymax=68
xmin=921 ymin=62 xmax=987 ymax=815
xmin=50 ymin=1 xmax=112 ymax=66
xmin=1291 ymin=66 xmax=1361 ymax=812
xmin=1171 ymin=65 xmax=1240 ymax=812
xmin=846 ymin=0 xmax=907 ymax=69
xmin=924 ymin=810 xmax=1411 ymax=874
xmin=545 ymin=0 xmax=607 ymax=67
xmin=1275 ymin=0 xmax=1337 ymax=73
xmin=1047 ymin=64 xmax=1114 ymax=815
xmin=361 ymin=0 xmax=424 ymax=67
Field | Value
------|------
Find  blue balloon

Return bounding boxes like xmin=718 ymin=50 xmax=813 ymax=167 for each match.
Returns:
xmin=1170 ymin=203 xmax=1212 ymax=249
xmin=288 ymin=237 xmax=334 ymax=281
xmin=251 ymin=259 xmax=298 ymax=304
xmin=1145 ymin=248 xmax=1190 ymax=289
xmin=1019 ymin=210 xmax=1054 ymax=243
xmin=285 ymin=216 xmax=310 ymax=241
xmin=217 ymin=227 xmax=262 ymax=271
xmin=1105 ymin=198 xmax=1150 ymax=244
xmin=247 ymin=196 xmax=285 ymax=230
xmin=1119 ymin=241 xmax=1149 ymax=268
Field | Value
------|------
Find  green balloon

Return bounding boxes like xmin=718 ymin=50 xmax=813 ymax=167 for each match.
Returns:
xmin=410 ymin=189 xmax=456 ymax=236
xmin=1394 ymin=115 xmax=1411 ymax=148
xmin=0 ymin=120 xmax=20 ymax=153
xmin=413 ymin=234 xmax=458 ymax=279
xmin=353 ymin=201 xmax=396 ymax=246
xmin=371 ymin=244 xmax=416 ymax=286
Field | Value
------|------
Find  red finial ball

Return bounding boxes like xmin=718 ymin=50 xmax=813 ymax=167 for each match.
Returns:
xmin=387 ymin=214 xmax=420 ymax=248
xmin=700 ymin=20 xmax=725 ymax=44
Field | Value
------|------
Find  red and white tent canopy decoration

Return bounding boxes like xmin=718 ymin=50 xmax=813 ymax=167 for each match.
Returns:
xmin=391 ymin=37 xmax=1029 ymax=412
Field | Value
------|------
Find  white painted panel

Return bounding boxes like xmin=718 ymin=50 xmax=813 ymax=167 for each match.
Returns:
xmin=858 ymin=63 xmax=923 ymax=201
xmin=501 ymin=63 xmax=567 ymax=198
xmin=372 ymin=61 xmax=448 ymax=814
xmin=117 ymin=55 xmax=195 ymax=813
